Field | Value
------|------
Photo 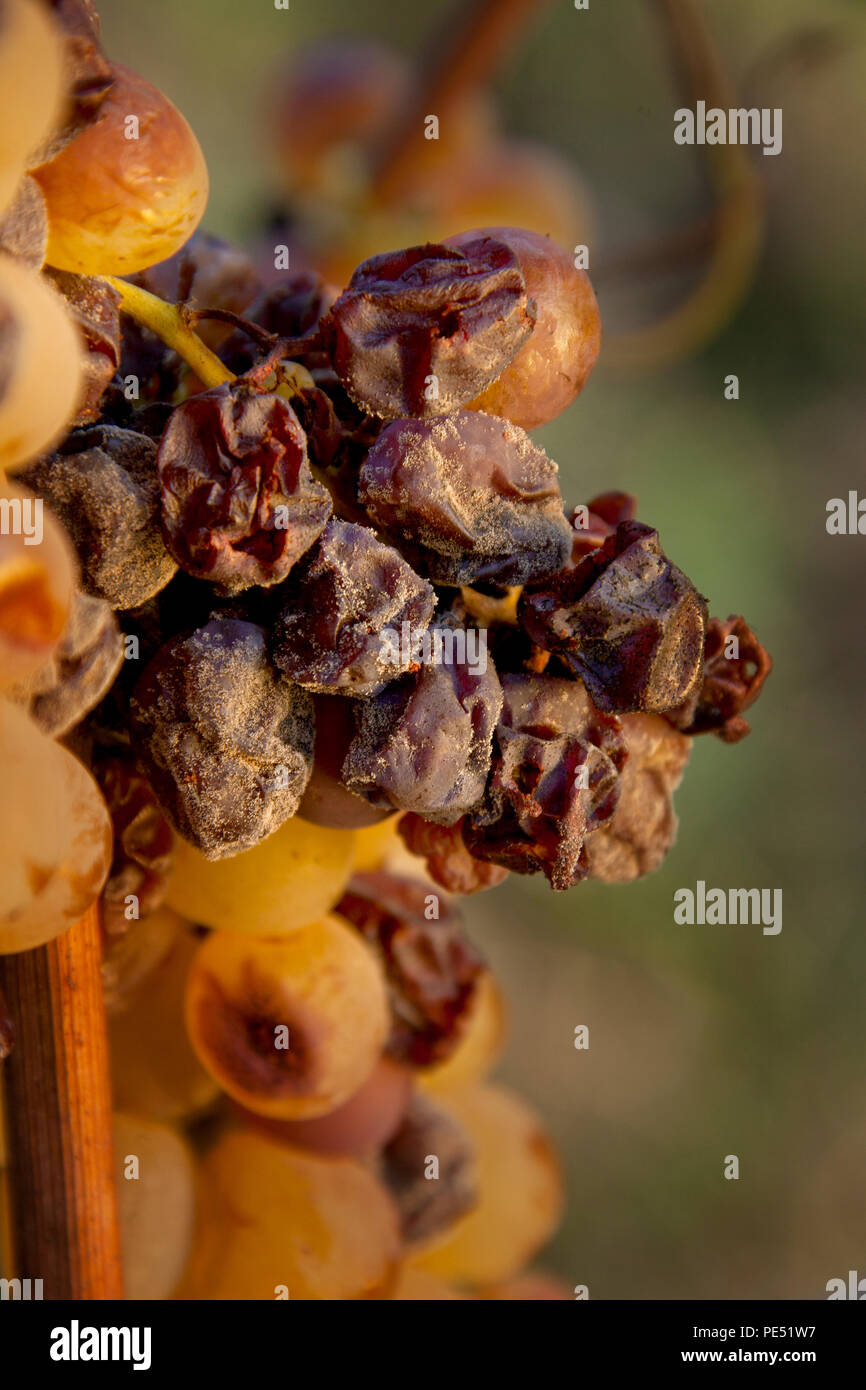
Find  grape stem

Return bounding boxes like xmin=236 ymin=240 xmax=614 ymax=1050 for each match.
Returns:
xmin=103 ymin=275 xmax=235 ymax=388
xmin=0 ymin=981 xmax=13 ymax=1058
xmin=103 ymin=276 xmax=316 ymax=395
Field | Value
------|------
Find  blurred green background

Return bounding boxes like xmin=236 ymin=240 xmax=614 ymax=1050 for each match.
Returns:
xmin=97 ymin=0 xmax=866 ymax=1298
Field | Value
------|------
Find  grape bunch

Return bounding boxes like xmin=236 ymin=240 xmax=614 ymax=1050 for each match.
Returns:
xmin=0 ymin=0 xmax=771 ymax=1300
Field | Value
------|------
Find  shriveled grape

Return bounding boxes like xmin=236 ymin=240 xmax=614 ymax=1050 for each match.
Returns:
xmin=270 ymin=520 xmax=435 ymax=697
xmin=321 ymin=238 xmax=535 ymax=419
xmin=446 ymin=226 xmax=601 ymax=429
xmin=358 ymin=409 xmax=572 ymax=586
xmin=417 ymin=972 xmax=507 ymax=1096
xmin=23 ymin=426 xmax=175 ymax=610
xmin=130 ymin=618 xmax=314 ymax=860
xmin=342 ymin=613 xmax=503 ymax=821
xmin=8 ymin=589 xmax=123 ymax=736
xmin=157 ymin=384 xmax=331 ymax=595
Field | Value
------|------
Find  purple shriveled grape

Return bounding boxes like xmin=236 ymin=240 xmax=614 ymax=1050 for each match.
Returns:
xmin=130 ymin=616 xmax=314 ymax=859
xmin=464 ymin=673 xmax=627 ymax=890
xmin=519 ymin=521 xmax=708 ymax=714
xmin=157 ymin=381 xmax=331 ymax=595
xmin=667 ymin=614 xmax=772 ymax=743
xmin=358 ymin=408 xmax=572 ymax=586
xmin=270 ymin=519 xmax=435 ymax=697
xmin=9 ymin=589 xmax=124 ymax=737
xmin=320 ymin=238 xmax=535 ymax=419
xmin=95 ymin=751 xmax=175 ymax=933
xmin=22 ymin=425 xmax=176 ymax=609
xmin=336 ymin=871 xmax=483 ymax=1067
xmin=341 ymin=613 xmax=503 ymax=821
xmin=397 ymin=813 xmax=508 ymax=895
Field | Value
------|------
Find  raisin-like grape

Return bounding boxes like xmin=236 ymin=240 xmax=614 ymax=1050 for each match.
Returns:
xmin=667 ymin=614 xmax=772 ymax=743
xmin=157 ymin=382 xmax=331 ymax=594
xmin=270 ymin=519 xmax=435 ymax=696
xmin=219 ymin=270 xmax=336 ymax=373
xmin=138 ymin=231 xmax=261 ymax=349
xmin=584 ymin=713 xmax=690 ymax=883
xmin=320 ymin=238 xmax=535 ymax=419
xmin=9 ymin=589 xmax=124 ymax=737
xmin=22 ymin=425 xmax=176 ymax=609
xmin=397 ymin=813 xmax=508 ymax=895
xmin=358 ymin=408 xmax=572 ymax=586
xmin=94 ymin=752 xmax=175 ymax=934
xmin=464 ymin=673 xmax=627 ymax=890
xmin=45 ymin=269 xmax=121 ymax=425
xmin=130 ymin=617 xmax=314 ymax=859
xmin=519 ymin=520 xmax=708 ymax=714
xmin=341 ymin=613 xmax=503 ymax=820
xmin=336 ymin=870 xmax=483 ymax=1066
xmin=380 ymin=1091 xmax=478 ymax=1245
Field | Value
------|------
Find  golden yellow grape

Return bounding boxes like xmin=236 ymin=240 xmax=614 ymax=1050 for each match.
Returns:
xmin=109 ymin=925 xmax=219 ymax=1122
xmin=0 ymin=258 xmax=83 ymax=471
xmin=0 ymin=0 xmax=64 ymax=213
xmin=178 ymin=1130 xmax=401 ymax=1300
xmin=418 ymin=972 xmax=507 ymax=1096
xmin=114 ymin=1113 xmax=196 ymax=1300
xmin=102 ymin=904 xmax=185 ymax=1014
xmin=447 ymin=225 xmax=602 ymax=430
xmin=412 ymin=1084 xmax=564 ymax=1285
xmin=33 ymin=63 xmax=208 ymax=275
xmin=165 ymin=815 xmax=356 ymax=935
xmin=353 ymin=814 xmax=400 ymax=871
xmin=0 ymin=701 xmax=111 ymax=953
xmin=0 ymin=479 xmax=76 ymax=689
xmin=184 ymin=916 xmax=389 ymax=1120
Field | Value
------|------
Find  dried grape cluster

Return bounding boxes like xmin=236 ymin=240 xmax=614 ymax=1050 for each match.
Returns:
xmin=0 ymin=1 xmax=772 ymax=1303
